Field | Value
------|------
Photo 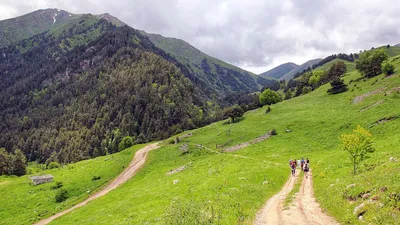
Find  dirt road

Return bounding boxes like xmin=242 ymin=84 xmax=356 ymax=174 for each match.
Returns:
xmin=35 ymin=142 xmax=160 ymax=225
xmin=254 ymin=170 xmax=338 ymax=225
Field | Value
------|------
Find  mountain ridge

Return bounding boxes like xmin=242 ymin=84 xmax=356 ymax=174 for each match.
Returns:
xmin=259 ymin=62 xmax=298 ymax=79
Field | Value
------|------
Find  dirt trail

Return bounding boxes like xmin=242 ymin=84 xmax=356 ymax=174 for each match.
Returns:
xmin=35 ymin=142 xmax=160 ymax=225
xmin=254 ymin=170 xmax=338 ymax=225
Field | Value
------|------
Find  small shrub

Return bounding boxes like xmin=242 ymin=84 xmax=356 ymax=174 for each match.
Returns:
xmin=55 ymin=188 xmax=68 ymax=203
xmin=381 ymin=60 xmax=395 ymax=76
xmin=48 ymin=162 xmax=60 ymax=169
xmin=51 ymin=181 xmax=63 ymax=190
xmin=265 ymin=106 xmax=271 ymax=114
xmin=269 ymin=129 xmax=277 ymax=136
xmin=92 ymin=176 xmax=101 ymax=181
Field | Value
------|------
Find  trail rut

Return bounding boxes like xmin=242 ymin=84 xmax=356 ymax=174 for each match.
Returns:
xmin=35 ymin=142 xmax=160 ymax=225
xmin=254 ymin=170 xmax=338 ymax=225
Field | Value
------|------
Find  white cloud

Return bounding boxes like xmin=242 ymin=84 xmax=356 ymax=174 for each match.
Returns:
xmin=1 ymin=0 xmax=400 ymax=74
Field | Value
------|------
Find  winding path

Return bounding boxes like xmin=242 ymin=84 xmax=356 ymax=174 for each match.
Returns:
xmin=254 ymin=170 xmax=338 ymax=225
xmin=35 ymin=142 xmax=160 ymax=225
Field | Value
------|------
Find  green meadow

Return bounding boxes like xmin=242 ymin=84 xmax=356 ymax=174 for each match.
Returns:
xmin=0 ymin=144 xmax=146 ymax=225
xmin=54 ymin=62 xmax=399 ymax=224
xmin=1 ymin=56 xmax=400 ymax=225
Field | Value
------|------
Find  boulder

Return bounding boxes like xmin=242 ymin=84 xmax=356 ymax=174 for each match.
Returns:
xmin=347 ymin=183 xmax=356 ymax=189
xmin=362 ymin=193 xmax=371 ymax=200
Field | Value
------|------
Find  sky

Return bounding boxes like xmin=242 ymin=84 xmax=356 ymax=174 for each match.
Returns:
xmin=1 ymin=0 xmax=400 ymax=74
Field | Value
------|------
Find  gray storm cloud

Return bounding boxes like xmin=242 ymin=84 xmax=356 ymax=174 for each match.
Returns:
xmin=1 ymin=0 xmax=399 ymax=73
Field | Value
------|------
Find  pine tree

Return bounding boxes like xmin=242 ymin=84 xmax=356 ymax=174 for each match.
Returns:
xmin=13 ymin=149 xmax=27 ymax=176
xmin=327 ymin=77 xmax=348 ymax=94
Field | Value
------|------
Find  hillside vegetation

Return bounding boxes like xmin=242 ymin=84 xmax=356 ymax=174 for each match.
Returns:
xmin=0 ymin=9 xmax=80 ymax=48
xmin=0 ymin=144 xmax=146 ymax=224
xmin=143 ymin=32 xmax=279 ymax=97
xmin=7 ymin=55 xmax=393 ymax=224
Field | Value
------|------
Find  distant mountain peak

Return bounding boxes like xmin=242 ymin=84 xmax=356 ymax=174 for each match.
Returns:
xmin=259 ymin=62 xmax=299 ymax=79
xmin=95 ymin=13 xmax=125 ymax=27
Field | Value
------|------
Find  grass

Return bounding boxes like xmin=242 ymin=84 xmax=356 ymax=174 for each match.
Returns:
xmin=0 ymin=144 xmax=146 ymax=225
xmin=316 ymin=58 xmax=356 ymax=73
xmin=50 ymin=63 xmax=399 ymax=224
xmin=2 ymin=55 xmax=400 ymax=225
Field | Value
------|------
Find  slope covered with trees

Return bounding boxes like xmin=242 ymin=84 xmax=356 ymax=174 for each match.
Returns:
xmin=0 ymin=17 xmax=215 ymax=165
xmin=142 ymin=32 xmax=279 ymax=98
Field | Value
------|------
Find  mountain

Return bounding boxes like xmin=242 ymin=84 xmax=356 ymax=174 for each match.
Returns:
xmin=141 ymin=32 xmax=279 ymax=97
xmin=0 ymin=10 xmax=278 ymax=163
xmin=280 ymin=58 xmax=322 ymax=81
xmin=0 ymin=9 xmax=80 ymax=48
xmin=259 ymin=62 xmax=298 ymax=79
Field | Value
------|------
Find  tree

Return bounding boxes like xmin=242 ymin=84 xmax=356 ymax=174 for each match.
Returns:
xmin=327 ymin=77 xmax=348 ymax=94
xmin=381 ymin=60 xmax=395 ymax=76
xmin=308 ymin=71 xmax=322 ymax=89
xmin=259 ymin=89 xmax=282 ymax=106
xmin=356 ymin=49 xmax=388 ymax=77
xmin=0 ymin=148 xmax=9 ymax=175
xmin=118 ymin=136 xmax=134 ymax=151
xmin=46 ymin=151 xmax=58 ymax=168
xmin=12 ymin=149 xmax=27 ymax=176
xmin=340 ymin=126 xmax=374 ymax=175
xmin=223 ymin=105 xmax=244 ymax=123
xmin=324 ymin=61 xmax=347 ymax=83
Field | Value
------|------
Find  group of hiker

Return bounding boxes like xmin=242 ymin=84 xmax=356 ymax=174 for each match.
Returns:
xmin=289 ymin=158 xmax=310 ymax=177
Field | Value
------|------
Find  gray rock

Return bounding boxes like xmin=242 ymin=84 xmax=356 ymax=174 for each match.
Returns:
xmin=347 ymin=183 xmax=356 ymax=189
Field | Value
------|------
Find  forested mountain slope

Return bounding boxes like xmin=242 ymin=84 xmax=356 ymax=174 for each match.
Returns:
xmin=280 ymin=58 xmax=322 ymax=80
xmin=142 ymin=32 xmax=279 ymax=96
xmin=0 ymin=16 xmax=211 ymax=163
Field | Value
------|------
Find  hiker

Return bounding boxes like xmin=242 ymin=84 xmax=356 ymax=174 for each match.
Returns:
xmin=290 ymin=160 xmax=296 ymax=176
xmin=303 ymin=163 xmax=310 ymax=178
xmin=306 ymin=157 xmax=310 ymax=164
xmin=297 ymin=159 xmax=301 ymax=168
xmin=300 ymin=158 xmax=305 ymax=171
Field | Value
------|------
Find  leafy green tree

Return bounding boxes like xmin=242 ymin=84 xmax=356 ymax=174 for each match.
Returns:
xmin=356 ymin=49 xmax=388 ymax=77
xmin=284 ymin=89 xmax=293 ymax=100
xmin=12 ymin=149 xmax=27 ymax=176
xmin=259 ymin=89 xmax=282 ymax=106
xmin=223 ymin=105 xmax=244 ymax=123
xmin=327 ymin=77 xmax=348 ymax=94
xmin=381 ymin=60 xmax=395 ymax=75
xmin=118 ymin=136 xmax=135 ymax=151
xmin=340 ymin=126 xmax=375 ymax=175
xmin=308 ymin=70 xmax=324 ymax=89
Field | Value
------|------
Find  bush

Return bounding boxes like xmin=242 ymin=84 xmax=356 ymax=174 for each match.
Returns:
xmin=92 ymin=176 xmax=101 ymax=181
xmin=269 ymin=129 xmax=277 ymax=136
xmin=51 ymin=181 xmax=63 ymax=190
xmin=48 ymin=162 xmax=60 ymax=169
xmin=381 ymin=60 xmax=395 ymax=76
xmin=259 ymin=89 xmax=282 ymax=106
xmin=265 ymin=106 xmax=271 ymax=114
xmin=55 ymin=188 xmax=69 ymax=202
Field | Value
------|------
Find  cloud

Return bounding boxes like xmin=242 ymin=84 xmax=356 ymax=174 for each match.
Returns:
xmin=1 ymin=0 xmax=400 ymax=74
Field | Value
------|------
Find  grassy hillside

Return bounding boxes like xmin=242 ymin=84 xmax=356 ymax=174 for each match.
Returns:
xmin=0 ymin=9 xmax=80 ymax=48
xmin=260 ymin=62 xmax=298 ymax=79
xmin=0 ymin=144 xmax=146 ymax=225
xmin=316 ymin=58 xmax=356 ymax=72
xmin=39 ymin=58 xmax=400 ymax=224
